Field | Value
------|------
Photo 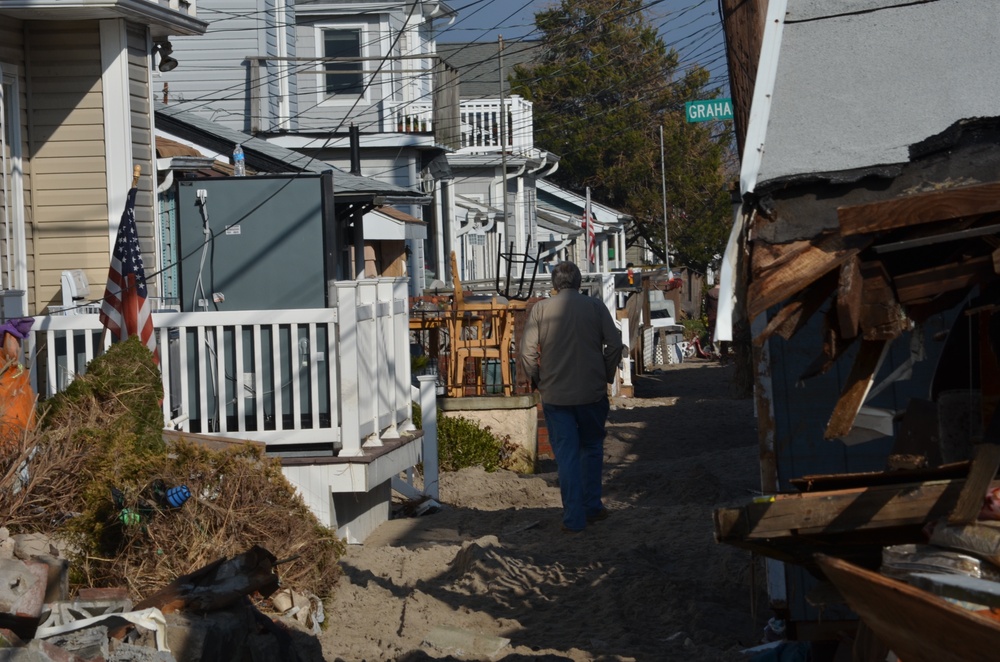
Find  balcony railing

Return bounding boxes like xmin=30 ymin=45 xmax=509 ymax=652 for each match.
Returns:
xmin=248 ymin=56 xmax=461 ymax=151
xmin=459 ymin=96 xmax=533 ymax=154
xmin=29 ymin=278 xmax=413 ymax=458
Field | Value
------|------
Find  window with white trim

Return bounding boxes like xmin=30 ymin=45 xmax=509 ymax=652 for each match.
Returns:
xmin=323 ymin=28 xmax=363 ymax=96
xmin=0 ymin=64 xmax=26 ymax=298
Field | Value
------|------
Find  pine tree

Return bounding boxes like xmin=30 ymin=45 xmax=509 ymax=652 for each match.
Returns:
xmin=511 ymin=0 xmax=734 ymax=271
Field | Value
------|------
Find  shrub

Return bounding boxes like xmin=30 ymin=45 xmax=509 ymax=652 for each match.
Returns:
xmin=436 ymin=413 xmax=518 ymax=472
xmin=682 ymin=317 xmax=708 ymax=342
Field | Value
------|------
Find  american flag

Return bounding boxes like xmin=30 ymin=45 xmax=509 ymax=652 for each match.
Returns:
xmin=584 ymin=211 xmax=596 ymax=266
xmin=99 ymin=187 xmax=158 ymax=362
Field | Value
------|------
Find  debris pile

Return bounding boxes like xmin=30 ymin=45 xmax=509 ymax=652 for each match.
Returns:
xmin=0 ymin=531 xmax=325 ymax=660
xmin=0 ymin=338 xmax=341 ymax=660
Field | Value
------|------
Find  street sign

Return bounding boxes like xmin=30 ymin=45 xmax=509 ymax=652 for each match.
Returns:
xmin=685 ymin=99 xmax=733 ymax=123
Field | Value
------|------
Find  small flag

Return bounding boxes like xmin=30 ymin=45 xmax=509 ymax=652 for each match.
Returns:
xmin=99 ymin=186 xmax=158 ymax=363
xmin=581 ymin=211 xmax=597 ymax=267
xmin=583 ymin=187 xmax=597 ymax=269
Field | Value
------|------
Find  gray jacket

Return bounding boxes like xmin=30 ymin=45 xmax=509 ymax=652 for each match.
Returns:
xmin=520 ymin=289 xmax=625 ymax=406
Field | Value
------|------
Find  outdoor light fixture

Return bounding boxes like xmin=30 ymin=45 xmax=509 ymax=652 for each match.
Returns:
xmin=153 ymin=41 xmax=178 ymax=73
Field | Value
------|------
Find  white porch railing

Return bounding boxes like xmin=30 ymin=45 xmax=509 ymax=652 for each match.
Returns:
xmin=458 ymin=96 xmax=533 ymax=154
xmin=28 ymin=278 xmax=413 ymax=458
xmin=387 ymin=100 xmax=435 ymax=135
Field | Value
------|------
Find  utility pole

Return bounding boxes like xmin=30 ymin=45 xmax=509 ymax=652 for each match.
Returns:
xmin=660 ymin=125 xmax=670 ymax=275
xmin=498 ymin=35 xmax=510 ymax=275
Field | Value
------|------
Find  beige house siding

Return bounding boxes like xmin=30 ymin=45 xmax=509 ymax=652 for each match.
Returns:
xmin=127 ymin=23 xmax=158 ymax=301
xmin=0 ymin=18 xmax=33 ymax=312
xmin=26 ymin=21 xmax=109 ymax=313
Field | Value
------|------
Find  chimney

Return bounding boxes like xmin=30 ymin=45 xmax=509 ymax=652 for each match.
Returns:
xmin=349 ymin=125 xmax=361 ymax=176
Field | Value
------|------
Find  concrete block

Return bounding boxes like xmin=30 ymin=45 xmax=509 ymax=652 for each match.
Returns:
xmin=0 ymin=529 xmax=13 ymax=561
xmin=0 ymin=559 xmax=49 ymax=637
xmin=37 ymin=591 xmax=132 ymax=630
xmin=11 ymin=535 xmax=55 ymax=562
xmin=40 ymin=624 xmax=108 ymax=660
xmin=25 ymin=637 xmax=86 ymax=661
xmin=75 ymin=588 xmax=127 ymax=603
xmin=31 ymin=557 xmax=68 ymax=604
xmin=107 ymin=641 xmax=176 ymax=662
xmin=0 ymin=627 xmax=25 ymax=648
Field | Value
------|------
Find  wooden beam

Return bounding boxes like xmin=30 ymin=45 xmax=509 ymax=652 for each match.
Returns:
xmin=825 ymin=339 xmax=890 ymax=439
xmin=860 ymin=261 xmax=907 ymax=340
xmin=747 ymin=233 xmax=870 ymax=320
xmin=714 ymin=477 xmax=986 ymax=542
xmin=949 ymin=408 xmax=1000 ymax=524
xmin=838 ymin=180 xmax=1000 ymax=236
xmin=894 ymin=254 xmax=995 ymax=304
xmin=836 ymin=256 xmax=862 ymax=339
xmin=816 ymin=554 xmax=1000 ymax=662
xmin=753 ymin=271 xmax=837 ymax=347
xmin=819 ymin=553 xmax=1000 ymax=658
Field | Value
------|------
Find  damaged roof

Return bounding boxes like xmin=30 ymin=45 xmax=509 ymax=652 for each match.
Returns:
xmin=745 ymin=0 xmax=1000 ymax=193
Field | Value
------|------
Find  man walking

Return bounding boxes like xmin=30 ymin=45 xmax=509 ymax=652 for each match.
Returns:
xmin=520 ymin=261 xmax=626 ymax=532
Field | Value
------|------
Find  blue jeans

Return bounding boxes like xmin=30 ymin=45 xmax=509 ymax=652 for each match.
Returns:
xmin=543 ymin=397 xmax=610 ymax=531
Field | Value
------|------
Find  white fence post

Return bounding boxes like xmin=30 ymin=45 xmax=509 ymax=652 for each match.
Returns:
xmin=620 ymin=317 xmax=632 ymax=388
xmin=417 ymin=374 xmax=438 ymax=500
xmin=393 ymin=278 xmax=412 ymax=430
xmin=357 ymin=280 xmax=379 ymax=446
xmin=333 ymin=283 xmax=363 ymax=457
xmin=376 ymin=278 xmax=396 ymax=440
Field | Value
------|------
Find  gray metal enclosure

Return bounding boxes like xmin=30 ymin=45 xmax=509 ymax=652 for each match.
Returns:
xmin=170 ymin=175 xmax=337 ymax=446
xmin=175 ymin=175 xmax=331 ymax=312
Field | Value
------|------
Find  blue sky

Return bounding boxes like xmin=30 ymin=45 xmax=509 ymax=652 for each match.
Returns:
xmin=436 ymin=0 xmax=730 ymax=93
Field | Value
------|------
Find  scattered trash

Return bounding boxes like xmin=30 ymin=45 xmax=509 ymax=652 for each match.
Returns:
xmin=0 ymin=540 xmax=307 ymax=661
xmin=762 ymin=616 xmax=786 ymax=642
xmin=415 ymin=498 xmax=442 ymax=516
xmin=165 ymin=485 xmax=190 ymax=508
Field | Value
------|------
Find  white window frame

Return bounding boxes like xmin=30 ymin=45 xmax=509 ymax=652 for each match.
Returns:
xmin=0 ymin=63 xmax=28 ymax=305
xmin=315 ymin=22 xmax=371 ymax=107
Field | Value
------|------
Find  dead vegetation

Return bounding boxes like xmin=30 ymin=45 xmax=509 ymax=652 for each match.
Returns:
xmin=0 ymin=337 xmax=344 ymax=603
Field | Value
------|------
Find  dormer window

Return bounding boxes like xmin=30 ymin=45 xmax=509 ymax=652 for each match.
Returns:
xmin=324 ymin=29 xmax=363 ymax=96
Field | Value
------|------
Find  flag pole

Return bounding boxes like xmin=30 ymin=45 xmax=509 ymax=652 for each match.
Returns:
xmin=660 ymin=125 xmax=670 ymax=276
xmin=101 ymin=165 xmax=141 ymax=350
xmin=585 ymin=187 xmax=591 ymax=274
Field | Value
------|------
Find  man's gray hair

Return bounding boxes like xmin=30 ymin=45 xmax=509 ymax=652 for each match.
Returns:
xmin=552 ymin=261 xmax=582 ymax=292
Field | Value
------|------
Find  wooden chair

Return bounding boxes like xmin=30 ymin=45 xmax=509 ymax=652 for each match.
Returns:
xmin=447 ymin=251 xmax=515 ymax=397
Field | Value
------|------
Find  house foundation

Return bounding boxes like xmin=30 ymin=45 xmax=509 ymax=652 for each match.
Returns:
xmin=440 ymin=394 xmax=540 ymax=473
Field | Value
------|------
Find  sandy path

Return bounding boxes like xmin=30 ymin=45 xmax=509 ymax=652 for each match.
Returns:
xmin=317 ymin=360 xmax=767 ymax=661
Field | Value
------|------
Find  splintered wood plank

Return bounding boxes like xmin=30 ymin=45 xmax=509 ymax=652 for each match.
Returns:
xmin=837 ymin=256 xmax=862 ymax=339
xmin=747 ymin=233 xmax=871 ymax=320
xmin=894 ymin=254 xmax=994 ymax=304
xmin=713 ymin=478 xmax=982 ymax=542
xmin=752 ymin=238 xmax=813 ymax=274
xmin=816 ymin=554 xmax=1000 ymax=662
xmin=824 ymin=338 xmax=889 ymax=440
xmin=754 ymin=271 xmax=837 ymax=347
xmin=860 ymin=261 xmax=907 ymax=340
xmin=838 ymin=180 xmax=1000 ymax=236
xmin=949 ymin=409 xmax=1000 ymax=524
